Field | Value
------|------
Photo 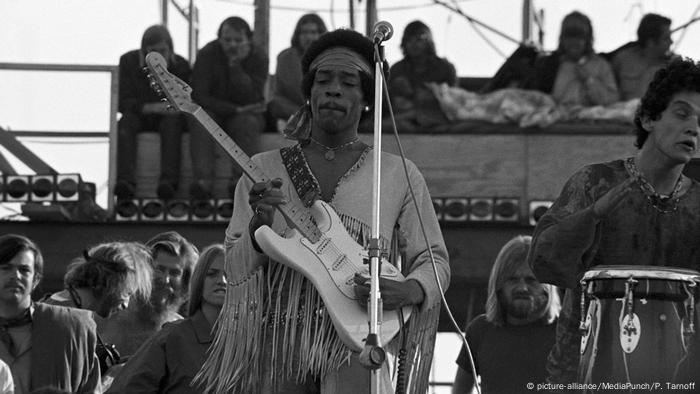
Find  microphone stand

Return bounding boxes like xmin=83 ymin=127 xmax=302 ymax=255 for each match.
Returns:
xmin=358 ymin=41 xmax=387 ymax=394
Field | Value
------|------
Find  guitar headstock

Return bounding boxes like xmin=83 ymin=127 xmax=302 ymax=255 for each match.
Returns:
xmin=144 ymin=52 xmax=199 ymax=114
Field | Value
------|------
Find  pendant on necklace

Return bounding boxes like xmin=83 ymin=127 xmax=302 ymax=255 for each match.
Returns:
xmin=324 ymin=150 xmax=335 ymax=161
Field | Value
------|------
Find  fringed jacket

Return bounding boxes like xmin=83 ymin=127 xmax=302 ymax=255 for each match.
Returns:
xmin=199 ymin=144 xmax=450 ymax=393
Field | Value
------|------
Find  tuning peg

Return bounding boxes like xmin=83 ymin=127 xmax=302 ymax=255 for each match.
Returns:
xmin=166 ymin=105 xmax=174 ymax=110
xmin=141 ymin=66 xmax=149 ymax=74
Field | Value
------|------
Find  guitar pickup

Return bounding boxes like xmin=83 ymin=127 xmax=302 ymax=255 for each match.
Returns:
xmin=316 ymin=238 xmax=331 ymax=254
xmin=331 ymin=255 xmax=346 ymax=271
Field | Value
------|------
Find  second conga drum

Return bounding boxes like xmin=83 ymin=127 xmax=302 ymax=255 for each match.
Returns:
xmin=578 ymin=266 xmax=699 ymax=390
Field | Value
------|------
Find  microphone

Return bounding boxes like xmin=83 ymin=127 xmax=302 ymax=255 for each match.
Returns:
xmin=372 ymin=21 xmax=394 ymax=44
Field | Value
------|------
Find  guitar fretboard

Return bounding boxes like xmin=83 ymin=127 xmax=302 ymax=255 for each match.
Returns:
xmin=192 ymin=108 xmax=322 ymax=243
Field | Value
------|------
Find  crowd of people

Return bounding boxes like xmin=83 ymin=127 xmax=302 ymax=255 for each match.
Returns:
xmin=2 ymin=8 xmax=699 ymax=394
xmin=116 ymin=10 xmax=678 ymax=201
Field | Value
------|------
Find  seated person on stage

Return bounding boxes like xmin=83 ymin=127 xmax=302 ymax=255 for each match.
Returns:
xmin=527 ymin=58 xmax=700 ymax=385
xmin=453 ymin=235 xmax=560 ymax=394
xmin=115 ymin=25 xmax=192 ymax=200
xmin=197 ymin=29 xmax=450 ymax=394
xmin=106 ymin=244 xmax=224 ymax=393
xmin=609 ymin=13 xmax=676 ymax=101
xmin=268 ymin=13 xmax=327 ymax=123
xmin=524 ymin=11 xmax=619 ymax=107
xmin=189 ymin=16 xmax=268 ymax=199
xmin=481 ymin=44 xmax=540 ymax=93
xmin=0 ymin=234 xmax=101 ymax=393
xmin=388 ymin=20 xmax=457 ymax=130
xmin=99 ymin=231 xmax=198 ymax=358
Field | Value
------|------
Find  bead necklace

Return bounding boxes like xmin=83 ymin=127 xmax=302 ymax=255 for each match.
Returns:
xmin=309 ymin=137 xmax=360 ymax=161
xmin=624 ymin=157 xmax=684 ymax=214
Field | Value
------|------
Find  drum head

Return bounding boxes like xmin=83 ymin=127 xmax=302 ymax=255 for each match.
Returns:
xmin=581 ymin=265 xmax=700 ymax=301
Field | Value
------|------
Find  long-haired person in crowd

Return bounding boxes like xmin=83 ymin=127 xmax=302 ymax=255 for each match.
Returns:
xmin=388 ymin=20 xmax=457 ymax=131
xmin=453 ymin=235 xmax=560 ymax=394
xmin=100 ymin=231 xmax=198 ymax=359
xmin=268 ymin=13 xmax=327 ymax=123
xmin=0 ymin=234 xmax=101 ymax=393
xmin=197 ymin=29 xmax=450 ymax=394
xmin=524 ymin=11 xmax=619 ymax=107
xmin=43 ymin=242 xmax=152 ymax=319
xmin=106 ymin=244 xmax=225 ymax=393
xmin=43 ymin=241 xmax=153 ymax=376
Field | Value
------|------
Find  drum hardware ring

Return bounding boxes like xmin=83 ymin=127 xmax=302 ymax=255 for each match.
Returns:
xmin=620 ymin=278 xmax=641 ymax=354
xmin=682 ymin=282 xmax=696 ymax=343
xmin=579 ymin=281 xmax=597 ymax=333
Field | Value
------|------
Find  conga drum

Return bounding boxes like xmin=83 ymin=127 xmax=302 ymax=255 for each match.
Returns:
xmin=578 ymin=266 xmax=699 ymax=389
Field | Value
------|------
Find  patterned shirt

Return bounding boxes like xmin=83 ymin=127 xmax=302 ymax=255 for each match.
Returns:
xmin=528 ymin=159 xmax=700 ymax=384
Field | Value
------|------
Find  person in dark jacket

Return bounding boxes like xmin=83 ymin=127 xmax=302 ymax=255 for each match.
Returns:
xmin=388 ymin=20 xmax=457 ymax=131
xmin=116 ymin=25 xmax=192 ymax=200
xmin=0 ymin=234 xmax=102 ymax=393
xmin=189 ymin=16 xmax=268 ymax=199
xmin=106 ymin=244 xmax=225 ymax=394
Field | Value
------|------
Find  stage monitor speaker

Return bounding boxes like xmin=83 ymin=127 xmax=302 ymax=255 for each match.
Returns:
xmin=30 ymin=175 xmax=55 ymax=202
xmin=443 ymin=198 xmax=469 ymax=222
xmin=5 ymin=175 xmax=30 ymax=202
xmin=141 ymin=199 xmax=165 ymax=221
xmin=494 ymin=198 xmax=520 ymax=222
xmin=215 ymin=199 xmax=233 ymax=222
xmin=115 ymin=199 xmax=140 ymax=221
xmin=191 ymin=199 xmax=215 ymax=222
xmin=166 ymin=200 xmax=190 ymax=221
xmin=56 ymin=174 xmax=82 ymax=202
xmin=469 ymin=198 xmax=493 ymax=221
xmin=529 ymin=200 xmax=553 ymax=226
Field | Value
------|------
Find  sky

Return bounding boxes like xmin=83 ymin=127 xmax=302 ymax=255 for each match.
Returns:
xmin=1 ymin=0 xmax=700 ymax=208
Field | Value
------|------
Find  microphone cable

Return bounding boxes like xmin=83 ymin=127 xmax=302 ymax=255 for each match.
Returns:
xmin=374 ymin=44 xmax=482 ymax=394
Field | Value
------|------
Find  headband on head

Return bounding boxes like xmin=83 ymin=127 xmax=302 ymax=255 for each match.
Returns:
xmin=284 ymin=47 xmax=373 ymax=141
xmin=309 ymin=47 xmax=373 ymax=76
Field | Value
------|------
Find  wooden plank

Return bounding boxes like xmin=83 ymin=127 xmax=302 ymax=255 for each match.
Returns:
xmin=526 ymin=135 xmax=636 ymax=199
xmin=379 ymin=134 xmax=527 ymax=197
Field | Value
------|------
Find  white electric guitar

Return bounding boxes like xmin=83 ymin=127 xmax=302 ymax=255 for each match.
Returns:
xmin=144 ymin=52 xmax=411 ymax=352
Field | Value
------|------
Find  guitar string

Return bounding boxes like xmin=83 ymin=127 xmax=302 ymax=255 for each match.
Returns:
xmin=151 ymin=58 xmax=368 ymax=280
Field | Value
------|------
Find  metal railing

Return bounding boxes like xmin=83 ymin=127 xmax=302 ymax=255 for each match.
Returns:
xmin=0 ymin=62 xmax=118 ymax=212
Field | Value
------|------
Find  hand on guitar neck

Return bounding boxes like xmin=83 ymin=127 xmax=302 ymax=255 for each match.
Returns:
xmin=248 ymin=178 xmax=287 ymax=250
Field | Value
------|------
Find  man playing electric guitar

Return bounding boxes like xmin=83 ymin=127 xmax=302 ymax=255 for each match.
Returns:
xmin=198 ymin=29 xmax=450 ymax=394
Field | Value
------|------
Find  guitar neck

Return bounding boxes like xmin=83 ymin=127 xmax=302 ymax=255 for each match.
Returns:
xmin=191 ymin=108 xmax=321 ymax=242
